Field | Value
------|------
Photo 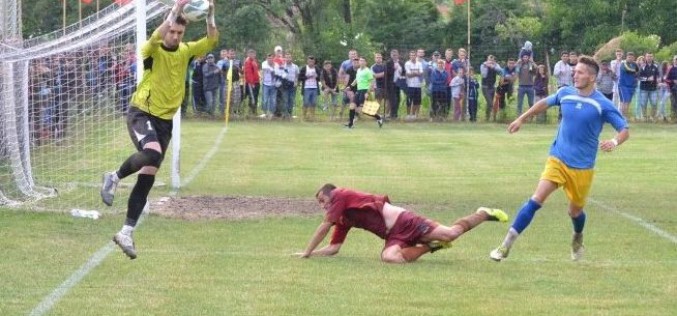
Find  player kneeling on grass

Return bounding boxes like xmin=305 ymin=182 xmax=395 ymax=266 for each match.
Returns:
xmin=100 ymin=0 xmax=218 ymax=259
xmin=296 ymin=184 xmax=508 ymax=263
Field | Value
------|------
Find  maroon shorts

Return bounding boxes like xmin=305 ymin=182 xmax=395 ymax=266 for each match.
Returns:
xmin=384 ymin=211 xmax=439 ymax=249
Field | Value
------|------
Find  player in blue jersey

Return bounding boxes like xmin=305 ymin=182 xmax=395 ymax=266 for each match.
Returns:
xmin=489 ymin=56 xmax=630 ymax=262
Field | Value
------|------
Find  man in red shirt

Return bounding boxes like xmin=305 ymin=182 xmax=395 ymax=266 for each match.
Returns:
xmin=243 ymin=49 xmax=260 ymax=116
xmin=298 ymin=184 xmax=508 ymax=263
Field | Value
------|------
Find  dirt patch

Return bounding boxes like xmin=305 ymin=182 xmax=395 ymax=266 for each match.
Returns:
xmin=151 ymin=195 xmax=321 ymax=221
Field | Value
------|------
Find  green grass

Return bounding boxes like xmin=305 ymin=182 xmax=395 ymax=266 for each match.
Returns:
xmin=2 ymin=121 xmax=677 ymax=315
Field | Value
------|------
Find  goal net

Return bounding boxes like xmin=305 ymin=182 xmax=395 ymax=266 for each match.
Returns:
xmin=0 ymin=1 xmax=168 ymax=210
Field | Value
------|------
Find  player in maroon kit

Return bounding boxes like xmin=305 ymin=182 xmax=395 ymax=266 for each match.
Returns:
xmin=297 ymin=184 xmax=509 ymax=263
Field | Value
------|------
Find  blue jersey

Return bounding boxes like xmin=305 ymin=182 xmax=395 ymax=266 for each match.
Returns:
xmin=546 ymin=86 xmax=628 ymax=169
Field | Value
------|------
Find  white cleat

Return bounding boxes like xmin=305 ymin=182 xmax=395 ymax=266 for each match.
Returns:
xmin=490 ymin=246 xmax=510 ymax=262
xmin=113 ymin=232 xmax=137 ymax=260
xmin=571 ymin=233 xmax=585 ymax=261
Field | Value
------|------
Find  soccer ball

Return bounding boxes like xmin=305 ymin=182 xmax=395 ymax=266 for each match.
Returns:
xmin=182 ymin=0 xmax=209 ymax=22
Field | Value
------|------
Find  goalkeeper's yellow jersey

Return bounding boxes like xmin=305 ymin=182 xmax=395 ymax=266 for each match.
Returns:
xmin=131 ymin=30 xmax=217 ymax=120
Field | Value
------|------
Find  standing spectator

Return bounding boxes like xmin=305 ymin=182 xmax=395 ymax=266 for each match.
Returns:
xmin=216 ymin=49 xmax=228 ymax=115
xmin=202 ymin=53 xmax=222 ymax=116
xmin=553 ymin=51 xmax=573 ymax=89
xmin=426 ymin=51 xmax=442 ymax=95
xmin=481 ymin=55 xmax=503 ymax=121
xmin=443 ymin=48 xmax=455 ymax=118
xmin=243 ymin=49 xmax=260 ymax=117
xmin=417 ymin=48 xmax=429 ymax=86
xmin=338 ymin=49 xmax=358 ymax=84
xmin=657 ymin=61 xmax=670 ymax=122
xmin=404 ymin=50 xmax=424 ymax=120
xmin=610 ymin=49 xmax=624 ymax=108
xmin=371 ymin=53 xmax=387 ymax=116
xmin=29 ymin=59 xmax=53 ymax=144
xmin=54 ymin=55 xmax=78 ymax=139
xmin=385 ymin=49 xmax=405 ymax=119
xmin=618 ymin=52 xmax=639 ymax=118
xmin=633 ymin=55 xmax=646 ymax=121
xmin=299 ymin=55 xmax=319 ymax=121
xmin=533 ymin=64 xmax=549 ymax=123
xmin=450 ymin=68 xmax=465 ymax=121
xmin=281 ymin=52 xmax=299 ymax=119
xmin=568 ymin=51 xmax=578 ymax=68
xmin=638 ymin=52 xmax=661 ymax=122
xmin=273 ymin=46 xmax=285 ymax=117
xmin=191 ymin=56 xmax=207 ymax=115
xmin=665 ymin=56 xmax=677 ymax=122
xmin=321 ymin=60 xmax=340 ymax=120
xmin=503 ymin=59 xmax=517 ymax=101
xmin=466 ymin=68 xmax=480 ymax=122
xmin=346 ymin=56 xmax=383 ymax=128
xmin=451 ymin=48 xmax=470 ymax=74
xmin=261 ymin=53 xmax=279 ymax=119
xmin=596 ymin=61 xmax=616 ymax=100
xmin=430 ymin=59 xmax=449 ymax=121
xmin=452 ymin=48 xmax=471 ymax=121
xmin=221 ymin=48 xmax=243 ymax=117
xmin=516 ymin=53 xmax=537 ymax=116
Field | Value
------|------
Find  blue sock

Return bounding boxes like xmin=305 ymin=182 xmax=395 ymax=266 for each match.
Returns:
xmin=511 ymin=199 xmax=542 ymax=234
xmin=571 ymin=211 xmax=586 ymax=234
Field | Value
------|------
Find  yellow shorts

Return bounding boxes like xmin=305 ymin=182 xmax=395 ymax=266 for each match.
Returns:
xmin=540 ymin=157 xmax=595 ymax=208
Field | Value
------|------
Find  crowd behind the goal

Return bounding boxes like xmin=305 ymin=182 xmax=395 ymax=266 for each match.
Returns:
xmin=27 ymin=41 xmax=677 ymax=143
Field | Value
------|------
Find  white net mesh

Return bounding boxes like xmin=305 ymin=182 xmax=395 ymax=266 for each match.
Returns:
xmin=0 ymin=1 xmax=168 ymax=209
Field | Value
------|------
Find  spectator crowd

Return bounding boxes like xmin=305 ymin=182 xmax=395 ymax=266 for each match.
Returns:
xmin=26 ymin=41 xmax=677 ymax=145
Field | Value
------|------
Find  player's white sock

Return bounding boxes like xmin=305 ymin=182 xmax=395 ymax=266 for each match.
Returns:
xmin=500 ymin=228 xmax=519 ymax=249
xmin=111 ymin=171 xmax=120 ymax=183
xmin=120 ymin=225 xmax=134 ymax=236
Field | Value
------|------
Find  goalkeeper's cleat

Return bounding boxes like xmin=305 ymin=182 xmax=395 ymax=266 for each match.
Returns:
xmin=100 ymin=172 xmax=118 ymax=206
xmin=113 ymin=232 xmax=137 ymax=260
xmin=571 ymin=233 xmax=585 ymax=261
xmin=477 ymin=207 xmax=509 ymax=222
xmin=427 ymin=241 xmax=452 ymax=253
xmin=489 ymin=246 xmax=510 ymax=262
xmin=377 ymin=118 xmax=384 ymax=128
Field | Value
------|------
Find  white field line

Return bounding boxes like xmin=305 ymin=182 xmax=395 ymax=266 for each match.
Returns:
xmin=30 ymin=126 xmax=227 ymax=315
xmin=589 ymin=198 xmax=677 ymax=244
xmin=29 ymin=243 xmax=115 ymax=316
xmin=172 ymin=126 xmax=228 ymax=195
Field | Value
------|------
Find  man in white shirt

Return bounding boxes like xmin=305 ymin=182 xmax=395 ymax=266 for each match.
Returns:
xmin=553 ymin=51 xmax=572 ymax=89
xmin=609 ymin=49 xmax=624 ymax=108
xmin=404 ymin=50 xmax=424 ymax=120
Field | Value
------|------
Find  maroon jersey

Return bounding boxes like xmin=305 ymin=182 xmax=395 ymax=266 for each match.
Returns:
xmin=325 ymin=188 xmax=390 ymax=244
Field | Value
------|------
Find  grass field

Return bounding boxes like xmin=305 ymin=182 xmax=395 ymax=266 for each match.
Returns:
xmin=2 ymin=120 xmax=677 ymax=315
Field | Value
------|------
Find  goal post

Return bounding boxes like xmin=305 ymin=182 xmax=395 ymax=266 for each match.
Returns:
xmin=0 ymin=0 xmax=169 ymax=209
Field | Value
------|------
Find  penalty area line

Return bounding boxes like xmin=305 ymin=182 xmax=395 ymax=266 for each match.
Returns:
xmin=172 ymin=125 xmax=228 ymax=195
xmin=29 ymin=243 xmax=114 ymax=316
xmin=30 ymin=212 xmax=148 ymax=316
xmin=589 ymin=198 xmax=677 ymax=244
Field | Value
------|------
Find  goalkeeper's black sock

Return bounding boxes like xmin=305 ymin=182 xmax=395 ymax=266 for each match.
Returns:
xmin=124 ymin=174 xmax=155 ymax=227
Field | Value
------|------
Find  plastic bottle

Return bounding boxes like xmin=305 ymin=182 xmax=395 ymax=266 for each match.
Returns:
xmin=70 ymin=209 xmax=101 ymax=220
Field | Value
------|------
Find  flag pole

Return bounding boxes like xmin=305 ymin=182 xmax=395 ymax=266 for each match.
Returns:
xmin=466 ymin=0 xmax=471 ymax=119
xmin=62 ymin=0 xmax=66 ymax=34
xmin=79 ymin=0 xmax=82 ymax=27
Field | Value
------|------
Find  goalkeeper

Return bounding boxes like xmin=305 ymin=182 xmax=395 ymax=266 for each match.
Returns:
xmin=100 ymin=0 xmax=218 ymax=259
xmin=296 ymin=184 xmax=508 ymax=264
